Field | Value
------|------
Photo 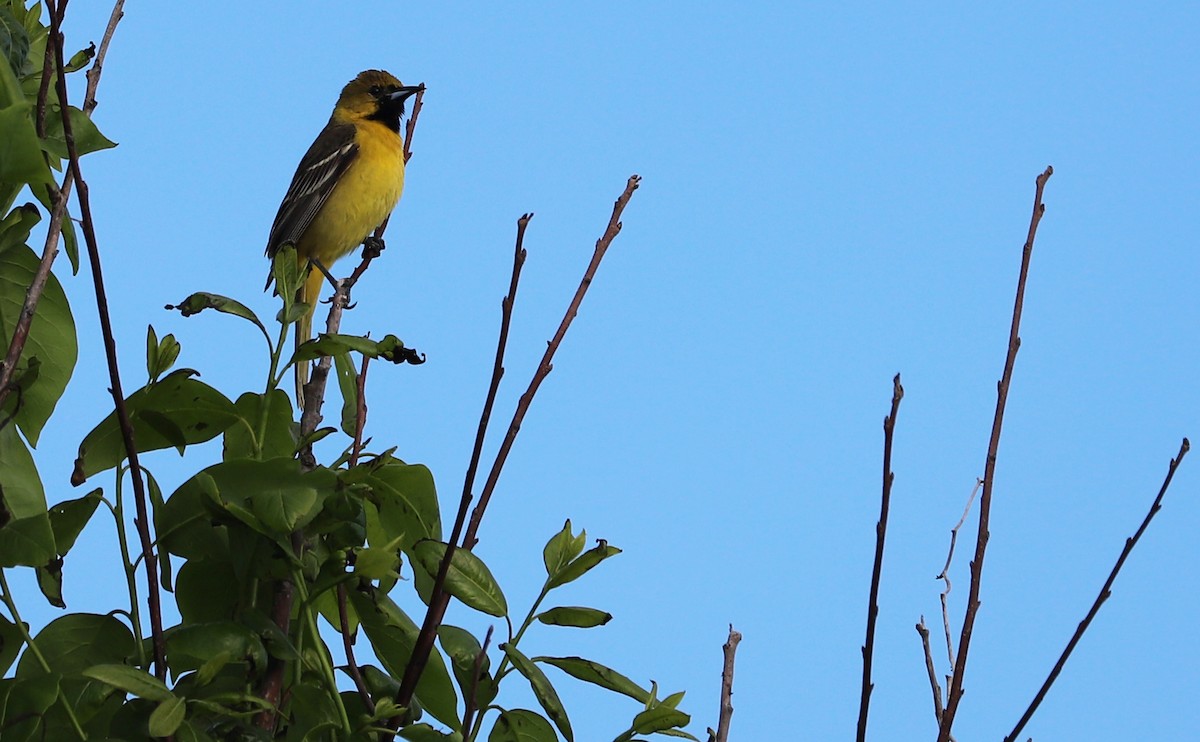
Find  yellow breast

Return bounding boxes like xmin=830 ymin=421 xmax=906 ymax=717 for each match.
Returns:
xmin=299 ymin=120 xmax=405 ymax=267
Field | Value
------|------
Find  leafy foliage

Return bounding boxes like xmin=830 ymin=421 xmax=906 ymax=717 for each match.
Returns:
xmin=0 ymin=2 xmax=690 ymax=740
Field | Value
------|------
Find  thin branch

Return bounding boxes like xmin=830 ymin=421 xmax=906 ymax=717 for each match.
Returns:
xmin=390 ymin=213 xmax=532 ymax=727
xmin=710 ymin=625 xmax=743 ymax=742
xmin=916 ymin=617 xmax=945 ymax=726
xmin=938 ymin=166 xmax=1053 ymax=742
xmin=393 ymin=173 xmax=641 ymax=730
xmin=463 ymin=174 xmax=642 ymax=550
xmin=45 ymin=0 xmax=164 ymax=679
xmin=0 ymin=0 xmax=125 ymax=412
xmin=461 ymin=625 xmax=495 ymax=735
xmin=337 ymin=582 xmax=373 ymax=712
xmin=937 ymin=478 xmax=982 ymax=669
xmin=856 ymin=373 xmax=904 ymax=742
xmin=1004 ymin=438 xmax=1190 ymax=742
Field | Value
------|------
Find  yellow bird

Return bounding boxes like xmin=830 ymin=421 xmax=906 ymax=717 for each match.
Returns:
xmin=265 ymin=69 xmax=423 ymax=407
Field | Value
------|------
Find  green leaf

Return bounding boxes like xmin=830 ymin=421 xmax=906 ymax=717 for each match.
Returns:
xmin=0 ymin=673 xmax=60 ymax=741
xmin=0 ymin=8 xmax=31 ymax=78
xmin=158 ymin=470 xmax=227 ymax=562
xmin=146 ymin=325 xmax=181 ymax=382
xmin=400 ymin=723 xmax=464 ymax=741
xmin=81 ymin=663 xmax=174 ymax=702
xmin=0 ymin=102 xmax=52 ymax=185
xmin=34 ymin=556 xmax=62 ymax=607
xmin=349 ymin=589 xmax=459 ymax=731
xmin=47 ymin=487 xmax=101 ymax=555
xmin=0 ymin=424 xmax=55 ymax=567
xmin=40 ymin=104 xmax=117 ymax=158
xmin=165 ymin=621 xmax=267 ymax=676
xmin=16 ymin=613 xmax=134 ymax=677
xmin=165 ymin=291 xmax=266 ymax=337
xmin=412 ymin=540 xmax=507 ymax=617
xmin=353 ymin=545 xmax=401 ymax=580
xmin=536 ymin=606 xmax=612 ymax=629
xmin=270 ymin=243 xmax=304 ymax=298
xmin=148 ymin=695 xmax=186 ymax=737
xmin=546 ymin=541 xmax=622 ymax=590
xmin=534 ymin=655 xmax=649 ymax=702
xmin=72 ymin=368 xmax=238 ymax=484
xmin=543 ymin=519 xmax=585 ymax=579
xmin=201 ymin=457 xmax=335 ymax=534
xmin=223 ymin=389 xmax=295 ymax=461
xmin=0 ymin=613 xmax=23 ymax=675
xmin=335 ymin=349 xmax=359 ymax=437
xmin=501 ymin=642 xmax=573 ymax=742
xmin=174 ymin=558 xmax=238 ymax=623
xmin=0 ymin=202 xmax=40 ymax=255
xmin=438 ymin=624 xmax=496 ymax=710
xmin=352 ymin=459 xmax=441 ymax=552
xmin=63 ymin=44 xmax=95 ymax=74
xmin=0 ymin=242 xmax=77 ymax=446
xmin=630 ymin=705 xmax=690 ymax=735
xmin=489 ymin=708 xmax=558 ymax=742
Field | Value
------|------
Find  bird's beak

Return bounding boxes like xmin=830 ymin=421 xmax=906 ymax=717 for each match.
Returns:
xmin=390 ymin=84 xmax=424 ymax=104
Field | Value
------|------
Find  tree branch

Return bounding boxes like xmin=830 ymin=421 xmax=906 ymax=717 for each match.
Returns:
xmin=856 ymin=373 xmax=903 ymax=742
xmin=390 ymin=213 xmax=531 ymax=727
xmin=45 ymin=0 xmax=164 ymax=679
xmin=938 ymin=165 xmax=1053 ymax=741
xmin=1004 ymin=438 xmax=1190 ymax=742
xmin=0 ymin=0 xmax=125 ymax=412
xmin=709 ymin=625 xmax=742 ymax=742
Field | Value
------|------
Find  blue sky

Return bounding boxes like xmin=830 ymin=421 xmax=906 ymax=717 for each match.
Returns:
xmin=11 ymin=2 xmax=1198 ymax=739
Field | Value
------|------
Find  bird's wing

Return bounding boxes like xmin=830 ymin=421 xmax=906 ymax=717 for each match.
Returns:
xmin=266 ymin=121 xmax=359 ymax=257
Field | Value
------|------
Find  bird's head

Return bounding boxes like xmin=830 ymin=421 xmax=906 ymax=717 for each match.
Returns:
xmin=335 ymin=69 xmax=423 ymax=131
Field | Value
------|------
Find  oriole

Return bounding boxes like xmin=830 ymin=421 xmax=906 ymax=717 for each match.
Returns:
xmin=265 ymin=69 xmax=422 ymax=407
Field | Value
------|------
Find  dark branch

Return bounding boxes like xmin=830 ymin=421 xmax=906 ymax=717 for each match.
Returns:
xmin=1004 ymin=438 xmax=1189 ymax=742
xmin=45 ymin=0 xmax=164 ymax=679
xmin=463 ymin=174 xmax=642 ymax=550
xmin=938 ymin=166 xmax=1053 ymax=741
xmin=0 ymin=0 xmax=125 ymax=413
xmin=390 ymin=213 xmax=531 ymax=727
xmin=856 ymin=374 xmax=904 ymax=742
xmin=710 ymin=625 xmax=742 ymax=742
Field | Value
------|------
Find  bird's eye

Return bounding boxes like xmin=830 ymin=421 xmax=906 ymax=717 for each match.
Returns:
xmin=368 ymin=85 xmax=382 ymax=97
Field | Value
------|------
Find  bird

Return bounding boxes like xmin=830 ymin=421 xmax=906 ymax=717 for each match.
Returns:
xmin=265 ymin=69 xmax=423 ymax=408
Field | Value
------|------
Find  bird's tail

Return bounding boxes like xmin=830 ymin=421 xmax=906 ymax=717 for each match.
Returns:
xmin=294 ymin=267 xmax=324 ymax=410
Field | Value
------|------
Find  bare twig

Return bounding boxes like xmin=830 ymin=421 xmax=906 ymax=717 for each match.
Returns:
xmin=337 ymin=582 xmax=373 ymax=712
xmin=916 ymin=617 xmax=945 ymax=726
xmin=45 ymin=0 xmax=164 ymax=679
xmin=1004 ymin=438 xmax=1190 ymax=741
xmin=0 ymin=0 xmax=125 ymax=412
xmin=393 ymin=173 xmax=641 ymax=730
xmin=390 ymin=213 xmax=531 ymax=727
xmin=709 ymin=625 xmax=742 ymax=742
xmin=461 ymin=625 xmax=495 ymax=735
xmin=463 ymin=174 xmax=642 ymax=550
xmin=856 ymin=373 xmax=904 ymax=742
xmin=937 ymin=478 xmax=982 ymax=668
xmin=938 ymin=166 xmax=1053 ymax=742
